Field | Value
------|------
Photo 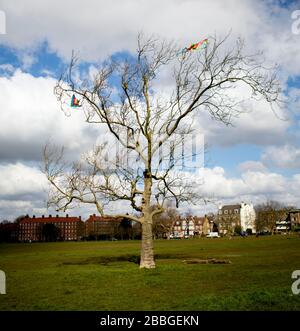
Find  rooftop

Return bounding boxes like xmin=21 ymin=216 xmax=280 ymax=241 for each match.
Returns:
xmin=20 ymin=215 xmax=81 ymax=223
xmin=220 ymin=204 xmax=241 ymax=211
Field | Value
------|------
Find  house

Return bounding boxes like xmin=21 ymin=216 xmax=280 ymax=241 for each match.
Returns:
xmin=275 ymin=216 xmax=291 ymax=232
xmin=193 ymin=216 xmax=210 ymax=236
xmin=275 ymin=209 xmax=300 ymax=233
xmin=171 ymin=215 xmax=211 ymax=238
xmin=288 ymin=209 xmax=300 ymax=229
xmin=18 ymin=214 xmax=84 ymax=242
xmin=217 ymin=202 xmax=256 ymax=235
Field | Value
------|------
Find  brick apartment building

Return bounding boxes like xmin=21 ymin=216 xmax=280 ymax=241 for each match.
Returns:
xmin=85 ymin=214 xmax=123 ymax=239
xmin=19 ymin=214 xmax=84 ymax=242
xmin=0 ymin=222 xmax=19 ymax=242
xmin=85 ymin=214 xmax=143 ymax=240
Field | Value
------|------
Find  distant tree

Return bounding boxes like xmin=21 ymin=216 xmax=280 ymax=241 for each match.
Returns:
xmin=77 ymin=221 xmax=85 ymax=240
xmin=14 ymin=215 xmax=26 ymax=224
xmin=0 ymin=222 xmax=10 ymax=242
xmin=152 ymin=204 xmax=179 ymax=239
xmin=118 ymin=218 xmax=132 ymax=240
xmin=246 ymin=228 xmax=253 ymax=235
xmin=132 ymin=222 xmax=142 ymax=239
xmin=0 ymin=220 xmax=19 ymax=243
xmin=234 ymin=225 xmax=242 ymax=235
xmin=255 ymin=201 xmax=289 ymax=234
xmin=108 ymin=221 xmax=120 ymax=240
xmin=42 ymin=223 xmax=60 ymax=242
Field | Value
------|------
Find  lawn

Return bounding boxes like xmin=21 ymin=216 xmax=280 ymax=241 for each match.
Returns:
xmin=0 ymin=235 xmax=300 ymax=311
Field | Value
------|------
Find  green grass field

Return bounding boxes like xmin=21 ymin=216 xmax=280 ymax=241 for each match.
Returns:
xmin=0 ymin=235 xmax=300 ymax=311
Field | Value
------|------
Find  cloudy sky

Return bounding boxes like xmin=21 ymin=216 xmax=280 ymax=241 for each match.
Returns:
xmin=0 ymin=0 xmax=300 ymax=221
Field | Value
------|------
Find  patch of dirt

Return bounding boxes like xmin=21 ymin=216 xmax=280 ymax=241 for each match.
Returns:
xmin=62 ymin=255 xmax=140 ymax=266
xmin=183 ymin=258 xmax=232 ymax=264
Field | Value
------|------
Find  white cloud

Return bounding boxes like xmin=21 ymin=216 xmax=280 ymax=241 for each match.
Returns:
xmin=262 ymin=144 xmax=300 ymax=169
xmin=0 ymin=162 xmax=46 ymax=197
xmin=0 ymin=1 xmax=294 ymax=153
xmin=196 ymin=166 xmax=288 ymax=199
xmin=0 ymin=161 xmax=299 ymax=221
xmin=195 ymin=84 xmax=290 ymax=146
xmin=0 ymin=0 xmax=257 ymax=59
xmin=238 ymin=161 xmax=268 ymax=173
xmin=0 ymin=0 xmax=299 ymax=75
xmin=0 ymin=63 xmax=15 ymax=74
xmin=241 ymin=171 xmax=286 ymax=194
xmin=178 ymin=164 xmax=300 ymax=214
xmin=17 ymin=51 xmax=37 ymax=70
xmin=0 ymin=70 xmax=102 ymax=162
xmin=288 ymin=87 xmax=300 ymax=115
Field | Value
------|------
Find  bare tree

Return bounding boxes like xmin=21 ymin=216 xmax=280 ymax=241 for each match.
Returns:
xmin=152 ymin=203 xmax=179 ymax=239
xmin=44 ymin=33 xmax=280 ymax=268
xmin=255 ymin=200 xmax=289 ymax=234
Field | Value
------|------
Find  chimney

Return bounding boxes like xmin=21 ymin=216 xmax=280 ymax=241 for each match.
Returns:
xmin=49 ymin=214 xmax=52 ymax=218
xmin=66 ymin=214 xmax=69 ymax=218
xmin=33 ymin=215 xmax=35 ymax=218
xmin=79 ymin=216 xmax=81 ymax=221
xmin=42 ymin=215 xmax=44 ymax=218
xmin=93 ymin=214 xmax=96 ymax=217
xmin=56 ymin=214 xmax=59 ymax=218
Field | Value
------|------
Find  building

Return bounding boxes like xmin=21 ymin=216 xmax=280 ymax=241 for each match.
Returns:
xmin=193 ymin=216 xmax=211 ymax=236
xmin=288 ymin=209 xmax=300 ymax=229
xmin=0 ymin=222 xmax=19 ymax=242
xmin=275 ymin=209 xmax=300 ymax=233
xmin=171 ymin=215 xmax=211 ymax=238
xmin=85 ymin=214 xmax=123 ymax=239
xmin=275 ymin=216 xmax=291 ymax=233
xmin=217 ymin=202 xmax=256 ymax=235
xmin=18 ymin=214 xmax=84 ymax=242
xmin=256 ymin=207 xmax=294 ymax=234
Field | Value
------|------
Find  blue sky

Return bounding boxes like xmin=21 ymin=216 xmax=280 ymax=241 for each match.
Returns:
xmin=0 ymin=0 xmax=300 ymax=220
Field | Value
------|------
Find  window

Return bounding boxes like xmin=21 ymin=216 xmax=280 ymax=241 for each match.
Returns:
xmin=234 ymin=209 xmax=239 ymax=214
xmin=224 ymin=210 xmax=228 ymax=214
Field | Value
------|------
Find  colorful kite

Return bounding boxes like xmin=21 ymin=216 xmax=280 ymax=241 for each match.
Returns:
xmin=187 ymin=38 xmax=208 ymax=51
xmin=178 ymin=38 xmax=208 ymax=56
xmin=71 ymin=94 xmax=81 ymax=107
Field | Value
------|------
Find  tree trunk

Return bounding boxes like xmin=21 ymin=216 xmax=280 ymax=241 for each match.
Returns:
xmin=140 ymin=173 xmax=155 ymax=269
xmin=140 ymin=217 xmax=155 ymax=268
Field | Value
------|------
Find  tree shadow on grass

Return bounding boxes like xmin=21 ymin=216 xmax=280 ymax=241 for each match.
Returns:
xmin=61 ymin=253 xmax=190 ymax=266
xmin=61 ymin=254 xmax=232 ymax=266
